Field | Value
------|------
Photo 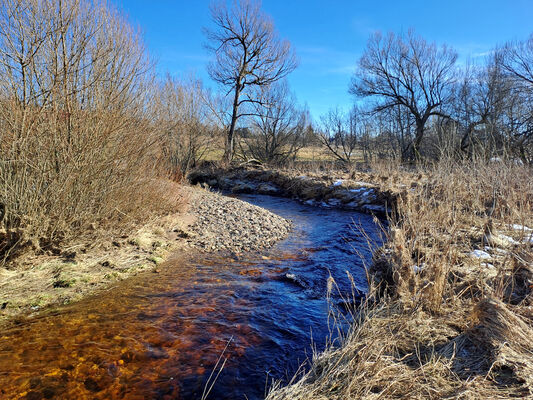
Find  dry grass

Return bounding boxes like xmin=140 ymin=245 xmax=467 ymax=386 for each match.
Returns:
xmin=267 ymin=159 xmax=533 ymax=399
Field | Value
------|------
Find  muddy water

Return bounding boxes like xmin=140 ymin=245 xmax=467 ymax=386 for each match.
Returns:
xmin=0 ymin=195 xmax=382 ymax=400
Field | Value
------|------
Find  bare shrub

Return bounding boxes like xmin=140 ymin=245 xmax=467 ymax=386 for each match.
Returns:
xmin=0 ymin=0 xmax=166 ymax=261
xmin=155 ymin=75 xmax=219 ymax=180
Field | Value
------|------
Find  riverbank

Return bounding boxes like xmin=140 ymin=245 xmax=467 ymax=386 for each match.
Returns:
xmin=188 ymin=162 xmax=404 ymax=216
xmin=0 ymin=185 xmax=291 ymax=326
xmin=264 ymin=160 xmax=533 ymax=399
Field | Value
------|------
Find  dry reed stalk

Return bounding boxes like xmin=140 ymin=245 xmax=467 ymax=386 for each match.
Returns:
xmin=268 ymin=159 xmax=533 ymax=399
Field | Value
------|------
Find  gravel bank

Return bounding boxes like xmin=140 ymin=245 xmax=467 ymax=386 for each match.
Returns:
xmin=185 ymin=189 xmax=292 ymax=252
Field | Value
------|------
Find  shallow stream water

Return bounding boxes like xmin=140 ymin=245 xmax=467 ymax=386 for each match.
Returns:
xmin=0 ymin=194 xmax=382 ymax=400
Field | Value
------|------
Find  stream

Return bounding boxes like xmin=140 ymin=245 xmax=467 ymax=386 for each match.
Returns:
xmin=0 ymin=194 xmax=383 ymax=400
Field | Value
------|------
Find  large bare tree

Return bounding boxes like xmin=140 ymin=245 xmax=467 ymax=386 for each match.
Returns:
xmin=204 ymin=0 xmax=297 ymax=161
xmin=350 ymin=31 xmax=457 ymax=160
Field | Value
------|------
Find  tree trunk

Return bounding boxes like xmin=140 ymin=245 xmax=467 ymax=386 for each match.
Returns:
xmin=402 ymin=119 xmax=425 ymax=161
xmin=223 ymin=82 xmax=242 ymax=162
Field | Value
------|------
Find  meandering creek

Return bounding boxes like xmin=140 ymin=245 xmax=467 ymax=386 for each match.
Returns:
xmin=0 ymin=194 xmax=382 ymax=400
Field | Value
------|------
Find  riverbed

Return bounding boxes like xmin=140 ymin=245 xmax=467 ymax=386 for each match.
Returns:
xmin=0 ymin=194 xmax=382 ymax=400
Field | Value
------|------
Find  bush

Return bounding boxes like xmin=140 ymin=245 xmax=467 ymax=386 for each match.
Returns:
xmin=0 ymin=0 xmax=165 ymax=261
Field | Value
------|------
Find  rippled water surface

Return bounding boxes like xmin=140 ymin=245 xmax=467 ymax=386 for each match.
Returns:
xmin=0 ymin=195 xmax=382 ymax=400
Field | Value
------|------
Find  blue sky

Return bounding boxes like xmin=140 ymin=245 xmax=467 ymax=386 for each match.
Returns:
xmin=115 ymin=0 xmax=533 ymax=120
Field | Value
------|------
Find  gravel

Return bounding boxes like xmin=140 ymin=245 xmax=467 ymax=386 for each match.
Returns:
xmin=186 ymin=190 xmax=292 ymax=253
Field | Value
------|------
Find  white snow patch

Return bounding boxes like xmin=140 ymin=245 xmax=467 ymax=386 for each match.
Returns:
xmin=508 ymin=224 xmax=533 ymax=232
xmin=411 ymin=263 xmax=425 ymax=273
xmin=332 ymin=179 xmax=344 ymax=187
xmin=470 ymin=250 xmax=492 ymax=260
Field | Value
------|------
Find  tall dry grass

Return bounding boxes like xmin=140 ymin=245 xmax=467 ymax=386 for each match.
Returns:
xmin=268 ymin=159 xmax=533 ymax=399
xmin=0 ymin=0 xmax=175 ymax=262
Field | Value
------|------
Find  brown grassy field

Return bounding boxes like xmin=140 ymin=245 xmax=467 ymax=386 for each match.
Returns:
xmin=267 ymin=159 xmax=533 ymax=399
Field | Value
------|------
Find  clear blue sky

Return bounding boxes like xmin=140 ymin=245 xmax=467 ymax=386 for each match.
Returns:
xmin=114 ymin=0 xmax=533 ymax=120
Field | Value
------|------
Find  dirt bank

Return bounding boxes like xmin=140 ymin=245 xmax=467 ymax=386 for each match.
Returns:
xmin=0 ymin=186 xmax=291 ymax=326
xmin=188 ymin=164 xmax=403 ymax=216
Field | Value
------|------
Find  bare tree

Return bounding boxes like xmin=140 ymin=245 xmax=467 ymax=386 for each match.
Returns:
xmin=451 ymin=57 xmax=511 ymax=157
xmin=500 ymin=34 xmax=533 ymax=87
xmin=350 ymin=31 xmax=457 ymax=160
xmin=498 ymin=34 xmax=533 ymax=161
xmin=318 ymin=107 xmax=360 ymax=163
xmin=204 ymin=0 xmax=297 ymax=161
xmin=243 ymin=81 xmax=306 ymax=164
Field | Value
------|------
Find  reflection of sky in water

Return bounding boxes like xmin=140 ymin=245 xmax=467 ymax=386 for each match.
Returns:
xmin=0 ymin=195 xmax=382 ymax=400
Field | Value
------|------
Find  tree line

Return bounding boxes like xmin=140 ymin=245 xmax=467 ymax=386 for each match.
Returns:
xmin=322 ymin=31 xmax=533 ymax=163
xmin=203 ymin=1 xmax=533 ymax=165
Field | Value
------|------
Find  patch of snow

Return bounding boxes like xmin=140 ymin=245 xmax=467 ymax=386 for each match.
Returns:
xmin=304 ymin=199 xmax=315 ymax=205
xmin=332 ymin=179 xmax=344 ymax=187
xmin=469 ymin=250 xmax=492 ymax=260
xmin=354 ymin=181 xmax=374 ymax=187
xmin=508 ymin=224 xmax=533 ymax=232
xmin=349 ymin=187 xmax=366 ymax=193
xmin=411 ymin=263 xmax=425 ymax=273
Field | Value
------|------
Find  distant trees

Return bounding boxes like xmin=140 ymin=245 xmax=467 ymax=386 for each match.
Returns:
xmin=350 ymin=31 xmax=457 ymax=160
xmin=242 ymin=82 xmax=307 ymax=164
xmin=204 ymin=0 xmax=297 ymax=161
xmin=318 ymin=107 xmax=362 ymax=163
